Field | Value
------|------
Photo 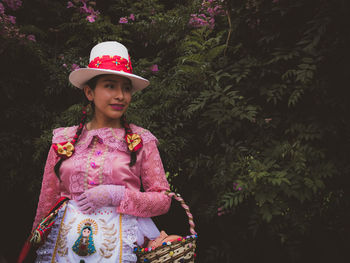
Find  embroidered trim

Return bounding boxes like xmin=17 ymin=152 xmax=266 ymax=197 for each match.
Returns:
xmin=84 ymin=137 xmax=98 ymax=190
xmin=64 ymin=127 xmax=69 ymax=141
xmin=119 ymin=214 xmax=123 ymax=263
xmin=110 ymin=128 xmax=124 ymax=142
xmin=51 ymin=204 xmax=68 ymax=262
xmin=56 ymin=216 xmax=76 ymax=257
xmin=98 ymin=218 xmax=118 ymax=258
xmin=97 ymin=144 xmax=108 ymax=185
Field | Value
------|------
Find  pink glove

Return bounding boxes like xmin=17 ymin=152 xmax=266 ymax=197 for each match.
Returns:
xmin=76 ymin=185 xmax=125 ymax=214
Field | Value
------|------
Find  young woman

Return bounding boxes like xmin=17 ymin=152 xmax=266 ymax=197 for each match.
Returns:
xmin=29 ymin=41 xmax=172 ymax=262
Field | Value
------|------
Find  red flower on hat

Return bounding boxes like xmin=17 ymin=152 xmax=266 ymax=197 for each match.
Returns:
xmin=88 ymin=55 xmax=132 ymax=73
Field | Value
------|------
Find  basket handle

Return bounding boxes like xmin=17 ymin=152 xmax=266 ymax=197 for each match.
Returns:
xmin=165 ymin=191 xmax=197 ymax=235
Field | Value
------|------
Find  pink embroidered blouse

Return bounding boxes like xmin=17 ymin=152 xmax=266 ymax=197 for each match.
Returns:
xmin=32 ymin=124 xmax=171 ymax=230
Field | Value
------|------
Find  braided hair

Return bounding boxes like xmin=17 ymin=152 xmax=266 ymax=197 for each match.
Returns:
xmin=54 ymin=105 xmax=88 ymax=179
xmin=120 ymin=115 xmax=138 ymax=166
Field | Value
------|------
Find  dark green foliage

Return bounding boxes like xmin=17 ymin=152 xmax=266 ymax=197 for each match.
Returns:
xmin=1 ymin=0 xmax=349 ymax=262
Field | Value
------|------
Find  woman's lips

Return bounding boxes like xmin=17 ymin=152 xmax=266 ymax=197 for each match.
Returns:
xmin=110 ymin=104 xmax=124 ymax=110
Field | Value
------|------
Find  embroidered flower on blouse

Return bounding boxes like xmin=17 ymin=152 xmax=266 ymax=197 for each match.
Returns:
xmin=53 ymin=141 xmax=75 ymax=158
xmin=125 ymin=133 xmax=143 ymax=152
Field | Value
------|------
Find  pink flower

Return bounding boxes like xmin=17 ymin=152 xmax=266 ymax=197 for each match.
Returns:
xmin=63 ymin=64 xmax=67 ymax=68
xmin=233 ymin=182 xmax=242 ymax=191
xmin=79 ymin=1 xmax=89 ymax=14
xmin=67 ymin=1 xmax=74 ymax=8
xmin=264 ymin=118 xmax=272 ymax=123
xmin=189 ymin=13 xmax=215 ymax=28
xmin=150 ymin=64 xmax=159 ymax=72
xmin=86 ymin=14 xmax=96 ymax=22
xmin=207 ymin=7 xmax=214 ymax=16
xmin=119 ymin=17 xmax=128 ymax=24
xmin=0 ymin=3 xmax=5 ymax=14
xmin=27 ymin=34 xmax=36 ymax=42
xmin=3 ymin=0 xmax=22 ymax=11
xmin=8 ymin=15 xmax=16 ymax=24
xmin=71 ymin=63 xmax=80 ymax=71
xmin=129 ymin=13 xmax=135 ymax=21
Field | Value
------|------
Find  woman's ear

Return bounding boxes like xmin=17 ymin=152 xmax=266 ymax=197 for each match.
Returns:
xmin=83 ymin=85 xmax=94 ymax=101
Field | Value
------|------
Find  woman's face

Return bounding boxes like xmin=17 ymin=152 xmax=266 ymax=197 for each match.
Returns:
xmin=84 ymin=75 xmax=132 ymax=123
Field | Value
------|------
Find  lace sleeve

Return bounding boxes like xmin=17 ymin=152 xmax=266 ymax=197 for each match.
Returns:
xmin=117 ymin=140 xmax=171 ymax=217
xmin=31 ymin=145 xmax=61 ymax=230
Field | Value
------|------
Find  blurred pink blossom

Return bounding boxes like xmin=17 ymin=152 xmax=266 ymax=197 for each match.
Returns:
xmin=68 ymin=0 xmax=100 ymax=22
xmin=264 ymin=118 xmax=272 ymax=123
xmin=86 ymin=14 xmax=96 ymax=22
xmin=129 ymin=13 xmax=135 ymax=21
xmin=27 ymin=34 xmax=36 ymax=42
xmin=189 ymin=14 xmax=210 ymax=28
xmin=150 ymin=64 xmax=159 ymax=72
xmin=63 ymin=64 xmax=67 ymax=68
xmin=67 ymin=1 xmax=74 ymax=8
xmin=119 ymin=17 xmax=128 ymax=24
xmin=189 ymin=0 xmax=224 ymax=29
xmin=71 ymin=63 xmax=80 ymax=71
xmin=233 ymin=182 xmax=242 ymax=191
xmin=3 ymin=0 xmax=22 ymax=11
xmin=8 ymin=15 xmax=16 ymax=24
xmin=0 ymin=3 xmax=5 ymax=14
xmin=217 ymin=206 xmax=229 ymax=216
xmin=79 ymin=1 xmax=89 ymax=13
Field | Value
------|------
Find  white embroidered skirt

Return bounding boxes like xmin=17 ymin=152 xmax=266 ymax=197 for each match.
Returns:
xmin=35 ymin=201 xmax=138 ymax=263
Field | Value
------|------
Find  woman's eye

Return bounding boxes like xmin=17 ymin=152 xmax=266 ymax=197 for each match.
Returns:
xmin=105 ymin=84 xmax=114 ymax=89
xmin=123 ymin=85 xmax=132 ymax=92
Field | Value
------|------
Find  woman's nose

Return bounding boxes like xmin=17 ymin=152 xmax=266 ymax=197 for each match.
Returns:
xmin=113 ymin=86 xmax=124 ymax=100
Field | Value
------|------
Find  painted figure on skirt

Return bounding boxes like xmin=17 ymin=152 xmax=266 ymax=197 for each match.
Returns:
xmin=72 ymin=224 xmax=96 ymax=256
xmin=19 ymin=41 xmax=176 ymax=263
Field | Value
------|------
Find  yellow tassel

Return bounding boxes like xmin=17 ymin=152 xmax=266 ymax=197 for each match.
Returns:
xmin=30 ymin=230 xmax=42 ymax=244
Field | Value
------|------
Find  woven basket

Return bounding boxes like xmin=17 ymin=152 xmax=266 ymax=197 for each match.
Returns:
xmin=134 ymin=191 xmax=198 ymax=263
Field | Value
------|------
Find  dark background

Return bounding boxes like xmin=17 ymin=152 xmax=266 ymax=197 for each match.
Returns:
xmin=1 ymin=0 xmax=349 ymax=262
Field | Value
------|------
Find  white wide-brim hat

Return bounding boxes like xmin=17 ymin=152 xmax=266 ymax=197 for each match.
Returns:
xmin=69 ymin=41 xmax=149 ymax=92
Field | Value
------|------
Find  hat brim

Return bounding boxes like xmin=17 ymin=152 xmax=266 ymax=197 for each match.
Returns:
xmin=69 ymin=68 xmax=150 ymax=92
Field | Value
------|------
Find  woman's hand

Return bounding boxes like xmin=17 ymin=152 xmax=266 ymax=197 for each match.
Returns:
xmin=76 ymin=185 xmax=125 ymax=214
